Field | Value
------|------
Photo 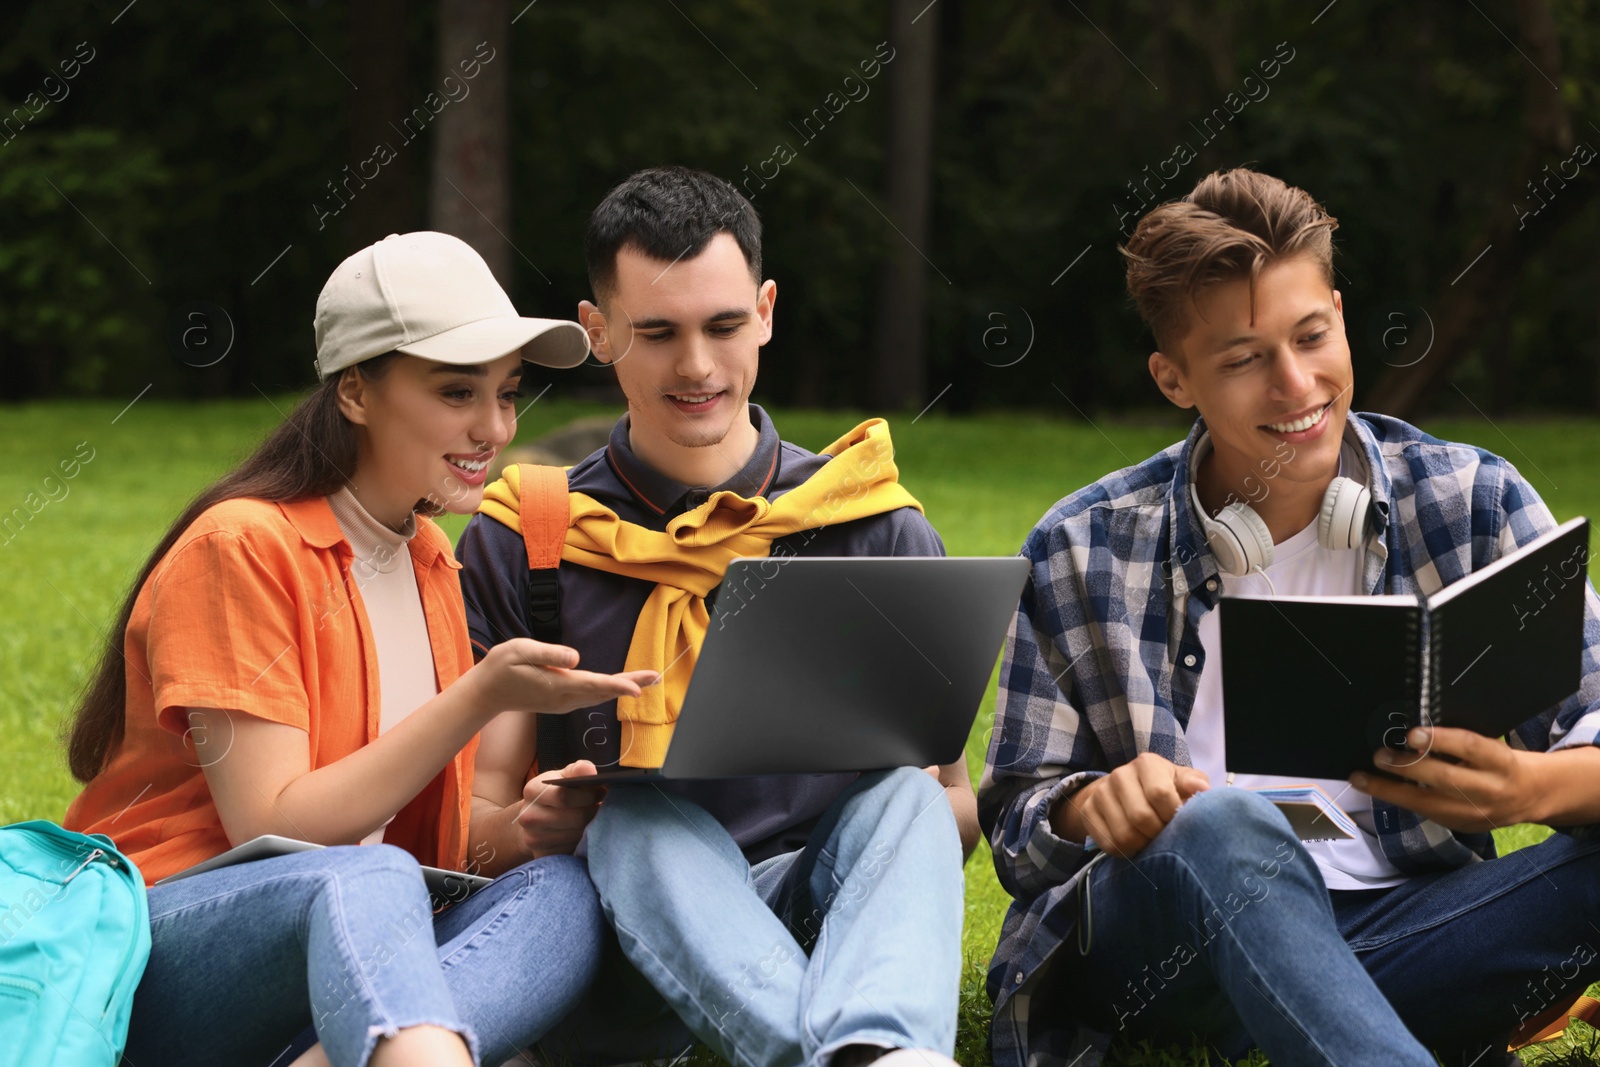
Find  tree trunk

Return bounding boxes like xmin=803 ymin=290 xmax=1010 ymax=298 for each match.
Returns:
xmin=429 ymin=0 xmax=511 ymax=287
xmin=872 ymin=0 xmax=940 ymax=411
xmin=1363 ymin=0 xmax=1576 ymax=419
xmin=345 ymin=0 xmax=419 ymax=253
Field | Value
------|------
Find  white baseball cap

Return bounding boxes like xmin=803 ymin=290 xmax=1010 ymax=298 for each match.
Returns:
xmin=313 ymin=231 xmax=590 ymax=379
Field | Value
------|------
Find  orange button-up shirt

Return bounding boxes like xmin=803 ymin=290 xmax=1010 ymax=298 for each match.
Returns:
xmin=65 ymin=496 xmax=479 ymax=886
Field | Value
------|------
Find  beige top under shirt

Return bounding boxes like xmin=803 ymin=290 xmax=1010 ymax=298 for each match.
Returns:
xmin=326 ymin=487 xmax=440 ymax=845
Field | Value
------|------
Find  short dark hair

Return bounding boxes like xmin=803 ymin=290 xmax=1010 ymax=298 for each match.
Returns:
xmin=1122 ymin=168 xmax=1338 ymax=355
xmin=584 ymin=166 xmax=763 ymax=303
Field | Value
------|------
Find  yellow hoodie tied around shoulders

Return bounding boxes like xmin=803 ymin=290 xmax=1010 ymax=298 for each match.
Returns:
xmin=478 ymin=418 xmax=923 ymax=768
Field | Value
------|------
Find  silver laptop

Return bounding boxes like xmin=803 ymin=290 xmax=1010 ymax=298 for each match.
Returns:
xmin=551 ymin=556 xmax=1030 ymax=784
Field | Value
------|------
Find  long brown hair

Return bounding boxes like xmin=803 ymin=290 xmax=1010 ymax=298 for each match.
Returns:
xmin=65 ymin=355 xmax=398 ymax=782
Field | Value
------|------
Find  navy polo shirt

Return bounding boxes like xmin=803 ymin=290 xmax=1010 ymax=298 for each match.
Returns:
xmin=456 ymin=404 xmax=947 ymax=862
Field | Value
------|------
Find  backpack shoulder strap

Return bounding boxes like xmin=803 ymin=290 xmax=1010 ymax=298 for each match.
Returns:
xmin=516 ymin=464 xmax=568 ymax=641
xmin=514 ymin=464 xmax=573 ymax=771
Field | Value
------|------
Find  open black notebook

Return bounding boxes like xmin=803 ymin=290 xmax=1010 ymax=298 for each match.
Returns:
xmin=1220 ymin=517 xmax=1589 ymax=780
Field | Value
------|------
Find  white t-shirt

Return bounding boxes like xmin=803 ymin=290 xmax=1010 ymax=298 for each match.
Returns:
xmin=1186 ymin=456 xmax=1409 ymax=890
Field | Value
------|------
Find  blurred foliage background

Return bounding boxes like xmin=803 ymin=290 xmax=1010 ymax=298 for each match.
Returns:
xmin=2 ymin=0 xmax=1599 ymax=420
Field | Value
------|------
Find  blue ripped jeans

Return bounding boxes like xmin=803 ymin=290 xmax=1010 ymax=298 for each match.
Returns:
xmin=1046 ymin=788 xmax=1600 ymax=1066
xmin=585 ymin=768 xmax=966 ymax=1067
xmin=123 ymin=844 xmax=604 ymax=1067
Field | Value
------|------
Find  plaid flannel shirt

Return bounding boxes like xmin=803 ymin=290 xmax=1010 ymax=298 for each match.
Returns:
xmin=978 ymin=412 xmax=1600 ymax=1067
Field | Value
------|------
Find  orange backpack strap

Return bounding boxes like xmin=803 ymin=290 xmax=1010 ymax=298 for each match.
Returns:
xmin=514 ymin=464 xmax=572 ymax=771
xmin=517 ymin=463 xmax=569 ymax=570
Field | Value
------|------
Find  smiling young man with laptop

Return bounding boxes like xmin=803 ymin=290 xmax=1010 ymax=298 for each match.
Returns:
xmin=455 ymin=166 xmax=981 ymax=1067
xmin=979 ymin=168 xmax=1600 ymax=1066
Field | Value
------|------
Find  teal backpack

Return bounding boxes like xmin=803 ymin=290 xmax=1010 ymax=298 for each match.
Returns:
xmin=0 ymin=821 xmax=151 ymax=1066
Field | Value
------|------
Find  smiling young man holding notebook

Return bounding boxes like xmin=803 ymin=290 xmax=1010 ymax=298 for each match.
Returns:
xmin=980 ymin=167 xmax=1600 ymax=1066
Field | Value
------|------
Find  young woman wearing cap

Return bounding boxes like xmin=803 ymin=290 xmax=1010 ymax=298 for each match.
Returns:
xmin=62 ymin=232 xmax=653 ymax=1067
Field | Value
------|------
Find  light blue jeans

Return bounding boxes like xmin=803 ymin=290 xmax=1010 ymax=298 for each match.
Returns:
xmin=123 ymin=844 xmax=604 ymax=1067
xmin=1048 ymin=788 xmax=1600 ymax=1065
xmin=585 ymin=768 xmax=965 ymax=1067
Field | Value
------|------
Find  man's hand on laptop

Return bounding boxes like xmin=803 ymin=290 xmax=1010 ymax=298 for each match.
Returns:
xmin=1051 ymin=753 xmax=1210 ymax=859
xmin=517 ymin=760 xmax=606 ymax=856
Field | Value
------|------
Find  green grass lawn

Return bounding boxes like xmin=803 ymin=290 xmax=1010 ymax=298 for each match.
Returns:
xmin=3 ymin=397 xmax=1598 ymax=1065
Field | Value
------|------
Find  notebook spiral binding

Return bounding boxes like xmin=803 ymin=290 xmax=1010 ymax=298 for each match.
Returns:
xmin=1411 ymin=590 xmax=1442 ymax=728
xmin=1426 ymin=606 xmax=1444 ymax=725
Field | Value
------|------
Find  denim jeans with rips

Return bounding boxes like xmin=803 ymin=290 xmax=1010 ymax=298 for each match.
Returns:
xmin=124 ymin=844 xmax=605 ymax=1067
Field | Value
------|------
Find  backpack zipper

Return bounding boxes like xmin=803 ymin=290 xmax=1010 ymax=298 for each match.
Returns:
xmin=0 ymin=975 xmax=43 ymax=998
xmin=60 ymin=848 xmax=107 ymax=885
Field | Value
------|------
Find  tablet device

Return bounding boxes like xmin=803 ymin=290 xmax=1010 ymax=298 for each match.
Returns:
xmin=154 ymin=834 xmax=493 ymax=910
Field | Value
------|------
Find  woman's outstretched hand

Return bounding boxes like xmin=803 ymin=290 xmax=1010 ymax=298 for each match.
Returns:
xmin=467 ymin=638 xmax=659 ymax=717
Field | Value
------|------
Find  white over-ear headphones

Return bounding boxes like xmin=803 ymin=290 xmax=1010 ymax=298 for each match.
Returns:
xmin=1189 ymin=436 xmax=1372 ymax=578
